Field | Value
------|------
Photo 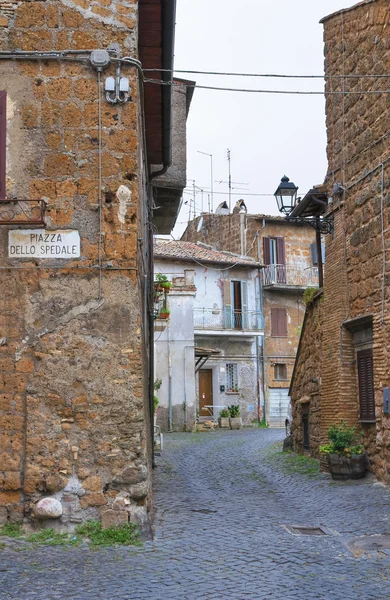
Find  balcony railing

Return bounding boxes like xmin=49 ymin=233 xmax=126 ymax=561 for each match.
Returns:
xmin=194 ymin=308 xmax=262 ymax=331
xmin=262 ymin=265 xmax=319 ymax=288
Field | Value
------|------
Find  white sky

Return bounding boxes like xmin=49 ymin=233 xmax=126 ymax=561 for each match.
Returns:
xmin=172 ymin=0 xmax=356 ymax=236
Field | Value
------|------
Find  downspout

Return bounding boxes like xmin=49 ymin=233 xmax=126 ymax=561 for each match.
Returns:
xmin=167 ymin=317 xmax=173 ymax=431
xmin=184 ymin=346 xmax=192 ymax=431
xmin=257 ymin=231 xmax=266 ymax=421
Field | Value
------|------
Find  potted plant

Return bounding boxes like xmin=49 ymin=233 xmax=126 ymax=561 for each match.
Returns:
xmin=319 ymin=421 xmax=366 ymax=480
xmin=158 ymin=308 xmax=170 ymax=320
xmin=155 ymin=273 xmax=172 ymax=293
xmin=228 ymin=405 xmax=242 ymax=430
xmin=218 ymin=407 xmax=230 ymax=428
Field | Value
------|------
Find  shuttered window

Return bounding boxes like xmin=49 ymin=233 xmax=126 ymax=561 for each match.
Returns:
xmin=274 ymin=363 xmax=287 ymax=380
xmin=263 ymin=236 xmax=286 ymax=265
xmin=0 ymin=91 xmax=6 ymax=200
xmin=271 ymin=308 xmax=287 ymax=337
xmin=357 ymin=348 xmax=375 ymax=421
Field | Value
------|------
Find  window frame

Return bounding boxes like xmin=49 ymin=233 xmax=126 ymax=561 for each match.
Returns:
xmin=274 ymin=363 xmax=288 ymax=381
xmin=226 ymin=363 xmax=239 ymax=393
xmin=271 ymin=308 xmax=288 ymax=337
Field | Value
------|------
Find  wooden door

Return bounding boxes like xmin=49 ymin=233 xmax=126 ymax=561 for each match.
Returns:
xmin=199 ymin=369 xmax=213 ymax=417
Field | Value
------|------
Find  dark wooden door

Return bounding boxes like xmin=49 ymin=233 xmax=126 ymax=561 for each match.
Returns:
xmin=232 ymin=281 xmax=242 ymax=329
xmin=199 ymin=369 xmax=213 ymax=417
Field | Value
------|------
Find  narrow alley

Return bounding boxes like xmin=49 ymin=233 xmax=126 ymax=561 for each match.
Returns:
xmin=1 ymin=429 xmax=390 ymax=600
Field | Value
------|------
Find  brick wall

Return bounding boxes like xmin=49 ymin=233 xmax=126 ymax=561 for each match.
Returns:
xmin=0 ymin=1 xmax=152 ymax=529
xmin=289 ymin=294 xmax=323 ymax=457
xmin=291 ymin=0 xmax=390 ymax=480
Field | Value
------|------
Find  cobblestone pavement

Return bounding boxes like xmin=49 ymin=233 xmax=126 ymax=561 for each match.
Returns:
xmin=1 ymin=428 xmax=390 ymax=599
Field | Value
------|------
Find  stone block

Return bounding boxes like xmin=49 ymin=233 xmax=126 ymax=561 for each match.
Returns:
xmin=83 ymin=476 xmax=102 ymax=492
xmin=101 ymin=509 xmax=129 ymax=529
xmin=34 ymin=497 xmax=62 ymax=519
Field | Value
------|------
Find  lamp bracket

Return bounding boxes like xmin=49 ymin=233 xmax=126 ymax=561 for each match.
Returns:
xmin=285 ymin=216 xmax=333 ymax=235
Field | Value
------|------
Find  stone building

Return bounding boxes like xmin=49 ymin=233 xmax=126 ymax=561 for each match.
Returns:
xmin=289 ymin=0 xmax=390 ymax=482
xmin=0 ymin=0 xmax=191 ymax=529
xmin=182 ymin=203 xmax=318 ymax=426
xmin=154 ymin=240 xmax=263 ymax=429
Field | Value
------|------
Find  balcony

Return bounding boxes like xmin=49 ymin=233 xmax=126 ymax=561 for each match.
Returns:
xmin=194 ymin=308 xmax=263 ymax=337
xmin=262 ymin=264 xmax=319 ymax=291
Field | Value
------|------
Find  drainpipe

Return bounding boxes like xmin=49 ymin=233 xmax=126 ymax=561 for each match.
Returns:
xmin=256 ymin=232 xmax=266 ymax=420
xmin=167 ymin=318 xmax=173 ymax=432
xmin=184 ymin=346 xmax=192 ymax=431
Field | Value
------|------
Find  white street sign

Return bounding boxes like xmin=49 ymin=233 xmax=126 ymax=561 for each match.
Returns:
xmin=9 ymin=229 xmax=80 ymax=259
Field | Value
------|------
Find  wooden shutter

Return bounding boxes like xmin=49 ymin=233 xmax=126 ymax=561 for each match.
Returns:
xmin=241 ymin=280 xmax=248 ymax=328
xmin=223 ymin=279 xmax=232 ymax=328
xmin=0 ymin=91 xmax=6 ymax=200
xmin=357 ymin=348 xmax=375 ymax=421
xmin=271 ymin=308 xmax=287 ymax=337
xmin=263 ymin=237 xmax=270 ymax=265
xmin=276 ymin=237 xmax=286 ymax=283
xmin=276 ymin=237 xmax=286 ymax=265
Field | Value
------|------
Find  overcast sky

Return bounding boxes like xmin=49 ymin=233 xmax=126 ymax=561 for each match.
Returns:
xmin=172 ymin=0 xmax=356 ymax=236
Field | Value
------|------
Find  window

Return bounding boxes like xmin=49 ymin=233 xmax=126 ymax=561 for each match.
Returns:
xmin=271 ymin=308 xmax=287 ymax=337
xmin=274 ymin=363 xmax=287 ymax=380
xmin=263 ymin=237 xmax=286 ymax=284
xmin=357 ymin=348 xmax=375 ymax=421
xmin=226 ymin=364 xmax=238 ymax=393
xmin=0 ymin=91 xmax=6 ymax=200
xmin=223 ymin=280 xmax=248 ymax=329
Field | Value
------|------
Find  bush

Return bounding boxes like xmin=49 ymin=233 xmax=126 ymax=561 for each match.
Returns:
xmin=319 ymin=421 xmax=363 ymax=457
xmin=228 ymin=405 xmax=240 ymax=418
xmin=220 ymin=408 xmax=230 ymax=418
xmin=303 ymin=287 xmax=318 ymax=306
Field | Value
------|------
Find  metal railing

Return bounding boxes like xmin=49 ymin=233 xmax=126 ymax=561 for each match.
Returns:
xmin=262 ymin=265 xmax=319 ymax=288
xmin=194 ymin=308 xmax=262 ymax=331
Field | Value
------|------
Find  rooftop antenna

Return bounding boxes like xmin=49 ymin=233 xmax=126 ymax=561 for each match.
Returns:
xmin=227 ymin=149 xmax=231 ymax=213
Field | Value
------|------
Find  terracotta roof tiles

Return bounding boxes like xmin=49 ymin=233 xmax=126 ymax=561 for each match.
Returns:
xmin=154 ymin=240 xmax=260 ymax=267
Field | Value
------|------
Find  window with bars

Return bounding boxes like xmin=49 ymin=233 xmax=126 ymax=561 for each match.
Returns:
xmin=274 ymin=363 xmax=287 ymax=380
xmin=271 ymin=308 xmax=287 ymax=337
xmin=226 ymin=363 xmax=238 ymax=393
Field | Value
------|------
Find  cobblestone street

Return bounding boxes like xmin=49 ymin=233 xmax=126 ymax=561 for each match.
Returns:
xmin=1 ymin=428 xmax=390 ymax=599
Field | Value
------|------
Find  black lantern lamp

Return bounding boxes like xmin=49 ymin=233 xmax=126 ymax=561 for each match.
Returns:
xmin=274 ymin=176 xmax=298 ymax=215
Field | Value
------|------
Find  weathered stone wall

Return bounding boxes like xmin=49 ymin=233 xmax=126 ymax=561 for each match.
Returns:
xmin=0 ymin=0 xmax=152 ymax=530
xmin=289 ymin=294 xmax=323 ymax=457
xmin=317 ymin=0 xmax=390 ymax=480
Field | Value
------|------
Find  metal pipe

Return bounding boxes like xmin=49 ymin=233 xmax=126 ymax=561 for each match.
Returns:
xmin=167 ymin=316 xmax=173 ymax=431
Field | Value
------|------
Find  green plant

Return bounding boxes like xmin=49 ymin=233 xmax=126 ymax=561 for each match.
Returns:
xmin=153 ymin=379 xmax=162 ymax=412
xmin=26 ymin=528 xmax=77 ymax=546
xmin=155 ymin=273 xmax=169 ymax=283
xmin=75 ymin=519 xmax=140 ymax=547
xmin=228 ymin=405 xmax=240 ymax=418
xmin=0 ymin=523 xmax=23 ymax=538
xmin=303 ymin=287 xmax=318 ymax=306
xmin=319 ymin=421 xmax=363 ymax=457
xmin=158 ymin=308 xmax=170 ymax=318
xmin=220 ymin=408 xmax=230 ymax=418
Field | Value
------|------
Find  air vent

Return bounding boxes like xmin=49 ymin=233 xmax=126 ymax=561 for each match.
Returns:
xmin=283 ymin=525 xmax=329 ymax=536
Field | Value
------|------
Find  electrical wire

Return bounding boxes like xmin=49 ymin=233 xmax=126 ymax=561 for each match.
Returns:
xmin=143 ymin=67 xmax=390 ymax=80
xmin=144 ymin=78 xmax=390 ymax=96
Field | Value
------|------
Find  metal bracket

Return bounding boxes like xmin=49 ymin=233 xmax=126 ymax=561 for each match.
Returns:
xmin=0 ymin=199 xmax=46 ymax=226
xmin=286 ymin=215 xmax=334 ymax=235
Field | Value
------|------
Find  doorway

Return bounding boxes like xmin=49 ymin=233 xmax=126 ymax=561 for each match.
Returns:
xmin=199 ymin=369 xmax=213 ymax=419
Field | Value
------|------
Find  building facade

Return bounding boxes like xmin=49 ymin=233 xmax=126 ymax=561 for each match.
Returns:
xmin=154 ymin=240 xmax=263 ymax=429
xmin=0 ymin=0 xmax=189 ymax=529
xmin=182 ymin=204 xmax=318 ymax=426
xmin=290 ymin=0 xmax=390 ymax=483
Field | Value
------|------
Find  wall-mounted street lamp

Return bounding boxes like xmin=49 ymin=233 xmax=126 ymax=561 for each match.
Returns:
xmin=274 ymin=176 xmax=333 ymax=289
xmin=274 ymin=175 xmax=333 ymax=235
